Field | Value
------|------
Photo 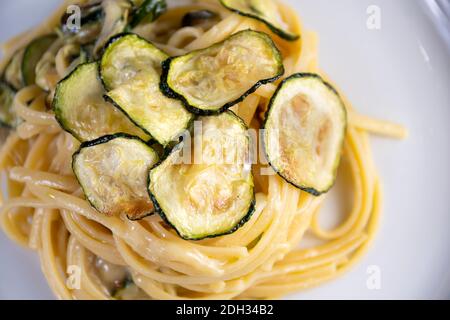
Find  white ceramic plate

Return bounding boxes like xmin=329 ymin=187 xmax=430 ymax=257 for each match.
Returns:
xmin=0 ymin=0 xmax=449 ymax=300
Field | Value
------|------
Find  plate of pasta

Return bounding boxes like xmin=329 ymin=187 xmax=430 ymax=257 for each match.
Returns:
xmin=0 ymin=0 xmax=449 ymax=300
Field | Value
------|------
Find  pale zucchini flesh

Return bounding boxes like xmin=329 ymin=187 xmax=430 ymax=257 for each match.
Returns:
xmin=161 ymin=30 xmax=284 ymax=114
xmin=263 ymin=73 xmax=347 ymax=195
xmin=73 ymin=134 xmax=159 ymax=220
xmin=100 ymin=33 xmax=193 ymax=146
xmin=148 ymin=112 xmax=255 ymax=240
xmin=53 ymin=62 xmax=149 ymax=142
xmin=219 ymin=0 xmax=299 ymax=41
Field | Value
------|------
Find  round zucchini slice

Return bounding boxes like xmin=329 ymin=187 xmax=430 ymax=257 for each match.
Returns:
xmin=53 ymin=62 xmax=149 ymax=142
xmin=22 ymin=34 xmax=58 ymax=86
xmin=100 ymin=33 xmax=193 ymax=146
xmin=219 ymin=0 xmax=299 ymax=41
xmin=161 ymin=29 xmax=284 ymax=115
xmin=0 ymin=81 xmax=17 ymax=128
xmin=148 ymin=112 xmax=255 ymax=240
xmin=263 ymin=73 xmax=347 ymax=196
xmin=73 ymin=133 xmax=159 ymax=220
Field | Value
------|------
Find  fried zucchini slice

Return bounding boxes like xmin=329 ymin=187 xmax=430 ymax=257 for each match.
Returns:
xmin=161 ymin=30 xmax=284 ymax=115
xmin=73 ymin=133 xmax=159 ymax=219
xmin=22 ymin=34 xmax=58 ymax=86
xmin=219 ymin=0 xmax=299 ymax=40
xmin=263 ymin=73 xmax=347 ymax=195
xmin=0 ymin=82 xmax=17 ymax=128
xmin=148 ymin=112 xmax=255 ymax=240
xmin=100 ymin=33 xmax=193 ymax=146
xmin=53 ymin=62 xmax=149 ymax=142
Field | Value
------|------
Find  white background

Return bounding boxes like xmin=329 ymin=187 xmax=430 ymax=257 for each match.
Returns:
xmin=0 ymin=0 xmax=449 ymax=299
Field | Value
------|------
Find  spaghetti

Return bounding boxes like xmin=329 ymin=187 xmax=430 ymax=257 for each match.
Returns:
xmin=0 ymin=0 xmax=406 ymax=300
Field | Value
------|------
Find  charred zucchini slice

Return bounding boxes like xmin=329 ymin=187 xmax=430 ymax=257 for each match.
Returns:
xmin=0 ymin=82 xmax=17 ymax=128
xmin=53 ymin=62 xmax=149 ymax=142
xmin=22 ymin=34 xmax=58 ymax=86
xmin=219 ymin=0 xmax=299 ymax=41
xmin=148 ymin=112 xmax=255 ymax=240
xmin=73 ymin=133 xmax=159 ymax=219
xmin=100 ymin=33 xmax=193 ymax=146
xmin=263 ymin=73 xmax=347 ymax=196
xmin=161 ymin=30 xmax=283 ymax=115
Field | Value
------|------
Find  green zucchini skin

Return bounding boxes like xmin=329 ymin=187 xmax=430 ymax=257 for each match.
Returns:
xmin=262 ymin=73 xmax=347 ymax=196
xmin=0 ymin=81 xmax=17 ymax=128
xmin=72 ymin=132 xmax=157 ymax=219
xmin=147 ymin=111 xmax=255 ymax=240
xmin=73 ymin=132 xmax=144 ymax=151
xmin=72 ymin=132 xmax=154 ymax=161
xmin=129 ymin=0 xmax=167 ymax=28
xmin=21 ymin=34 xmax=58 ymax=86
xmin=219 ymin=0 xmax=300 ymax=41
xmin=147 ymin=143 xmax=256 ymax=241
xmin=160 ymin=30 xmax=284 ymax=116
